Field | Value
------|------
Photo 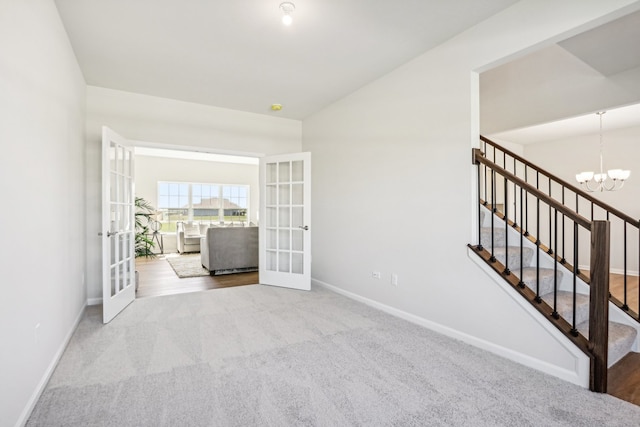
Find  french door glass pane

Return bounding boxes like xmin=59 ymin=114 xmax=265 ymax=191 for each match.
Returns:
xmin=110 ymin=172 xmax=117 ymax=201
xmin=110 ymin=266 xmax=117 ymax=297
xmin=278 ymin=251 xmax=290 ymax=272
xmin=278 ymin=207 xmax=290 ymax=227
xmin=266 ymin=185 xmax=277 ymax=205
xmin=119 ymin=262 xmax=125 ymax=292
xmin=267 ymin=229 xmax=277 ymax=250
xmin=124 ymin=148 xmax=131 ymax=177
xmin=279 ymin=161 xmax=290 ymax=183
xmin=292 ymin=183 xmax=303 ymax=205
xmin=292 ymin=253 xmax=303 ymax=274
xmin=266 ymin=207 xmax=277 ymax=227
xmin=110 ymin=143 xmax=117 ymax=174
xmin=267 ymin=250 xmax=277 ymax=271
xmin=279 ymin=230 xmax=290 ymax=250
xmin=292 ymin=207 xmax=303 ymax=228
xmin=267 ymin=163 xmax=277 ymax=184
xmin=110 ymin=235 xmax=116 ymax=266
xmin=292 ymin=160 xmax=303 ymax=182
xmin=279 ymin=184 xmax=290 ymax=205
xmin=292 ymin=230 xmax=303 ymax=251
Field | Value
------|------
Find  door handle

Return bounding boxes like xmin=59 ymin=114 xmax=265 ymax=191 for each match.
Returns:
xmin=298 ymin=225 xmax=309 ymax=231
xmin=106 ymin=231 xmax=119 ymax=237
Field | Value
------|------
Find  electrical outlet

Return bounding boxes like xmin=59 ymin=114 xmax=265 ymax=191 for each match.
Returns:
xmin=372 ymin=271 xmax=381 ymax=279
xmin=391 ymin=274 xmax=398 ymax=286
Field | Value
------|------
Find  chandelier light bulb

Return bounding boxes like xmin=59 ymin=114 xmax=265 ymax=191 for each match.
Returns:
xmin=279 ymin=2 xmax=295 ymax=26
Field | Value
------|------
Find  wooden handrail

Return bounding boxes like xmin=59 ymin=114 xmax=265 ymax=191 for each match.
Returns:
xmin=473 ymin=149 xmax=592 ymax=230
xmin=480 ymin=136 xmax=640 ymax=227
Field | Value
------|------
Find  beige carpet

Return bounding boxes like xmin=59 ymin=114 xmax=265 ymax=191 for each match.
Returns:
xmin=27 ymin=285 xmax=640 ymax=426
xmin=165 ymin=254 xmax=209 ymax=278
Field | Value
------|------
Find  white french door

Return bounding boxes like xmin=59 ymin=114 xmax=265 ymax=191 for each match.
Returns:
xmin=101 ymin=127 xmax=136 ymax=323
xmin=259 ymin=153 xmax=311 ymax=291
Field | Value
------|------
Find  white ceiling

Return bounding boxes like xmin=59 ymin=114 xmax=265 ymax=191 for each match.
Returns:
xmin=483 ymin=10 xmax=640 ymax=144
xmin=54 ymin=0 xmax=518 ymax=120
xmin=488 ymin=103 xmax=640 ymax=145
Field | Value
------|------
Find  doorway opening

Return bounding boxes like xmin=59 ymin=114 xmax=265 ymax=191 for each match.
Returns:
xmin=133 ymin=145 xmax=261 ymax=299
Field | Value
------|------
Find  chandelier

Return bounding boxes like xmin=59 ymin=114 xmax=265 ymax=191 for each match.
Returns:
xmin=575 ymin=111 xmax=630 ymax=192
xmin=279 ymin=2 xmax=295 ymax=26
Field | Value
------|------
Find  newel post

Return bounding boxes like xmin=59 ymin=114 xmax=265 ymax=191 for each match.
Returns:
xmin=589 ymin=220 xmax=610 ymax=393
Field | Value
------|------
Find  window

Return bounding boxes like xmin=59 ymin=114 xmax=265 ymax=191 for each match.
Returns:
xmin=157 ymin=182 xmax=249 ymax=231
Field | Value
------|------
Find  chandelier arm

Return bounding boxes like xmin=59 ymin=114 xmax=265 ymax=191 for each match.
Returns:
xmin=581 ymin=181 xmax=598 ymax=192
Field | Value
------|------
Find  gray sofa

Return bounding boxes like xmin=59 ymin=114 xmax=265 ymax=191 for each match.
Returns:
xmin=200 ymin=226 xmax=259 ymax=275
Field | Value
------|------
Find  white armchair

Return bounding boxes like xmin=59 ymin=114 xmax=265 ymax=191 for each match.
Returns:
xmin=176 ymin=222 xmax=208 ymax=253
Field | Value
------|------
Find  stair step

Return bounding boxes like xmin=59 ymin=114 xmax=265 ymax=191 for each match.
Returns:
xmin=480 ymin=227 xmax=507 ymax=249
xmin=521 ymin=267 xmax=563 ymax=296
xmin=490 ymin=246 xmax=533 ymax=270
xmin=576 ymin=321 xmax=638 ymax=367
xmin=541 ymin=291 xmax=589 ymax=326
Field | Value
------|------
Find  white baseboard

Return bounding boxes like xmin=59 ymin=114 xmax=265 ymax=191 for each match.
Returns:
xmin=579 ymin=264 xmax=638 ymax=276
xmin=87 ymin=297 xmax=102 ymax=306
xmin=312 ymin=277 xmax=586 ymax=388
xmin=17 ymin=302 xmax=87 ymax=427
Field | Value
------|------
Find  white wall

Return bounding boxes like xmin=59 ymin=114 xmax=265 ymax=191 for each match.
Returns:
xmin=0 ymin=1 xmax=86 ymax=425
xmin=302 ymin=0 xmax=640 ymax=386
xmin=85 ymin=87 xmax=302 ymax=302
xmin=523 ymin=125 xmax=640 ymax=274
xmin=481 ymin=44 xmax=640 ymax=134
xmin=135 ymin=155 xmax=259 ymax=253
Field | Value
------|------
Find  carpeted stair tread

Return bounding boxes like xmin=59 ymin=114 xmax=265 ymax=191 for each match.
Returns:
xmin=490 ymin=246 xmax=533 ymax=270
xmin=478 ymin=205 xmax=639 ymax=374
xmin=480 ymin=227 xmax=506 ymax=249
xmin=541 ymin=291 xmax=589 ymax=326
xmin=576 ymin=321 xmax=639 ymax=367
xmin=521 ymin=267 xmax=562 ymax=296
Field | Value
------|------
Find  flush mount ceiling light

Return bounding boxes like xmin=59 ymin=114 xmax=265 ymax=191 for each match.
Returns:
xmin=271 ymin=104 xmax=283 ymax=111
xmin=279 ymin=2 xmax=295 ymax=26
xmin=575 ymin=111 xmax=630 ymax=192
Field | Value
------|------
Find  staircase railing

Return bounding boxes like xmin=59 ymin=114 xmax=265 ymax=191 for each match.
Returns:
xmin=471 ymin=136 xmax=640 ymax=392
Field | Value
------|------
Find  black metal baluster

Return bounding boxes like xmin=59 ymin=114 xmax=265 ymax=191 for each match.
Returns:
xmin=561 ymin=187 xmax=566 ymax=264
xmin=623 ymin=221 xmax=629 ymax=310
xmin=504 ymin=176 xmax=510 ymax=275
xmin=548 ymin=179 xmax=553 ymax=255
xmin=535 ymin=196 xmax=541 ymax=303
xmin=535 ymin=172 xmax=541 ymax=303
xmin=490 ymin=169 xmax=496 ymax=263
xmin=513 ymin=158 xmax=518 ymax=229
xmin=519 ymin=185 xmax=525 ymax=288
xmin=552 ymin=209 xmax=559 ymax=319
xmin=576 ymin=194 xmax=580 ymax=275
xmin=524 ymin=166 xmax=529 ymax=237
xmin=483 ymin=163 xmax=488 ymax=206
xmin=477 ymin=163 xmax=483 ymax=251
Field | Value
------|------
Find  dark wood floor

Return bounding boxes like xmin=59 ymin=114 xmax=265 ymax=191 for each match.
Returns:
xmin=609 ymin=274 xmax=639 ymax=315
xmin=609 ymin=352 xmax=640 ymax=406
xmin=135 ymin=254 xmax=258 ymax=299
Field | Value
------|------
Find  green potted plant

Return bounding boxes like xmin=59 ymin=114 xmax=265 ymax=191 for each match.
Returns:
xmin=135 ymin=196 xmax=157 ymax=290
